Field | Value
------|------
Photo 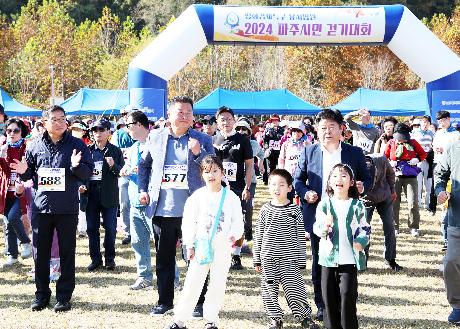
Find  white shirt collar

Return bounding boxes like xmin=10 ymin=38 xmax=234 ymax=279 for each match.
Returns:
xmin=321 ymin=141 xmax=342 ymax=155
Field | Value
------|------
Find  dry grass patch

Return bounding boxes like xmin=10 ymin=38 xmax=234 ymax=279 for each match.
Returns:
xmin=0 ymin=182 xmax=450 ymax=328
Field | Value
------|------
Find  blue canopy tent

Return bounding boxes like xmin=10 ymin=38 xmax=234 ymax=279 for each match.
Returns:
xmin=331 ymin=88 xmax=429 ymax=116
xmin=0 ymin=88 xmax=42 ymax=117
xmin=60 ymin=88 xmax=129 ymax=115
xmin=194 ymin=88 xmax=320 ymax=115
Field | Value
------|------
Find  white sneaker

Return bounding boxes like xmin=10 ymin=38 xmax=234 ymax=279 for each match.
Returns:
xmin=21 ymin=243 xmax=32 ymax=259
xmin=411 ymin=229 xmax=420 ymax=237
xmin=3 ymin=256 xmax=18 ymax=267
xmin=395 ymin=229 xmax=399 ymax=236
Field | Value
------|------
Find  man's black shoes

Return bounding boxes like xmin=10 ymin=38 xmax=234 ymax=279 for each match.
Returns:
xmin=87 ymin=260 xmax=103 ymax=272
xmin=31 ymin=298 xmax=50 ymax=311
xmin=105 ymin=259 xmax=116 ymax=270
xmin=54 ymin=301 xmax=71 ymax=312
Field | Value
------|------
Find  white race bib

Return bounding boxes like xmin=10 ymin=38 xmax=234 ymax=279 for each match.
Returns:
xmin=357 ymin=138 xmax=373 ymax=152
xmin=269 ymin=140 xmax=281 ymax=151
xmin=161 ymin=165 xmax=188 ymax=189
xmin=37 ymin=168 xmax=65 ymax=191
xmin=223 ymin=162 xmax=237 ymax=182
xmin=8 ymin=172 xmax=17 ymax=192
xmin=90 ymin=161 xmax=103 ymax=181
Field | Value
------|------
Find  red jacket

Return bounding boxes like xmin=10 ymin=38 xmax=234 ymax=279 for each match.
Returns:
xmin=0 ymin=143 xmax=28 ymax=215
xmin=384 ymin=139 xmax=427 ymax=162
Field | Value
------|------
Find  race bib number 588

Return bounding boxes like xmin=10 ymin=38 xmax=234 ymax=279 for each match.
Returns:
xmin=37 ymin=168 xmax=65 ymax=191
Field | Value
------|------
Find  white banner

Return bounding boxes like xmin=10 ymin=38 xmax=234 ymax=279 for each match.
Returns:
xmin=214 ymin=6 xmax=385 ymax=44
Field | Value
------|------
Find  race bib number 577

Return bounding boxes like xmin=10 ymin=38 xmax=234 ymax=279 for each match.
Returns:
xmin=37 ymin=168 xmax=65 ymax=191
xmin=161 ymin=165 xmax=188 ymax=189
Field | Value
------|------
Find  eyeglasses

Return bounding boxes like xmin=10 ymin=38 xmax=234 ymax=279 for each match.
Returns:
xmin=48 ymin=117 xmax=66 ymax=125
xmin=6 ymin=128 xmax=21 ymax=134
xmin=91 ymin=127 xmax=107 ymax=133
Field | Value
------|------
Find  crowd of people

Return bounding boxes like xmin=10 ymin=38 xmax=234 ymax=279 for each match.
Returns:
xmin=1 ymin=99 xmax=460 ymax=328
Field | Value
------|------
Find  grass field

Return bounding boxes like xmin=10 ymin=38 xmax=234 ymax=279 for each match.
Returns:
xmin=0 ymin=181 xmax=452 ymax=329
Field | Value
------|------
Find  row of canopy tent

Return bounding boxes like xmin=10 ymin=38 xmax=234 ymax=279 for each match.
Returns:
xmin=0 ymin=86 xmax=431 ymax=117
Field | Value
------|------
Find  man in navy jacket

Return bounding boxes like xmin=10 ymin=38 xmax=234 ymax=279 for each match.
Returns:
xmin=294 ymin=109 xmax=372 ymax=321
xmin=13 ymin=105 xmax=94 ymax=312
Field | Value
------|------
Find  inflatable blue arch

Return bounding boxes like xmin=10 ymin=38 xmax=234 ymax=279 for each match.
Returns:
xmin=128 ymin=4 xmax=460 ymax=119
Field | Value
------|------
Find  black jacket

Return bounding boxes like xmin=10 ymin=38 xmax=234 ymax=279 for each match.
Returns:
xmin=20 ymin=131 xmax=94 ymax=214
xmin=82 ymin=142 xmax=124 ymax=209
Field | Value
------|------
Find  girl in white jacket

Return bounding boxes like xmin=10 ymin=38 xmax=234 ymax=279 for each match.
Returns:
xmin=165 ymin=155 xmax=244 ymax=329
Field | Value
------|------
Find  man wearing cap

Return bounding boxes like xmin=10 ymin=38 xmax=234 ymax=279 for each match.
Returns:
xmin=138 ymin=96 xmax=214 ymax=316
xmin=81 ymin=119 xmax=124 ymax=271
xmin=111 ymin=106 xmax=135 ymax=245
xmin=262 ymin=114 xmax=284 ymax=184
xmin=344 ymin=108 xmax=380 ymax=155
xmin=11 ymin=105 xmax=94 ymax=312
xmin=411 ymin=116 xmax=434 ymax=209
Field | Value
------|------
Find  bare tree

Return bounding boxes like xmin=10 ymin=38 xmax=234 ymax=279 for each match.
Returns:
xmin=359 ymin=54 xmax=395 ymax=90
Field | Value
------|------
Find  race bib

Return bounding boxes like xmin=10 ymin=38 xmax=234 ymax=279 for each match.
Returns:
xmin=8 ymin=172 xmax=17 ymax=192
xmin=37 ymin=168 xmax=65 ymax=191
xmin=161 ymin=165 xmax=188 ymax=189
xmin=269 ymin=140 xmax=281 ymax=151
xmin=357 ymin=138 xmax=373 ymax=152
xmin=90 ymin=161 xmax=103 ymax=181
xmin=223 ymin=162 xmax=237 ymax=182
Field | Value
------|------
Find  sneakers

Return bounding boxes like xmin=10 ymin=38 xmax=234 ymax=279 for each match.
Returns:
xmin=163 ymin=323 xmax=186 ymax=329
xmin=130 ymin=277 xmax=153 ymax=290
xmin=411 ymin=229 xmax=420 ymax=237
xmin=150 ymin=304 xmax=173 ymax=316
xmin=230 ymin=255 xmax=243 ymax=270
xmin=105 ymin=259 xmax=116 ymax=270
xmin=54 ymin=301 xmax=71 ymax=312
xmin=21 ymin=243 xmax=32 ymax=259
xmin=301 ymin=316 xmax=320 ymax=329
xmin=268 ymin=319 xmax=283 ymax=329
xmin=87 ymin=260 xmax=103 ymax=272
xmin=442 ymin=241 xmax=448 ymax=252
xmin=192 ymin=303 xmax=203 ymax=318
xmin=3 ymin=255 xmax=18 ymax=267
xmin=386 ymin=259 xmax=403 ymax=272
xmin=204 ymin=323 xmax=218 ymax=329
xmin=394 ymin=229 xmax=399 ymax=236
xmin=448 ymin=308 xmax=460 ymax=324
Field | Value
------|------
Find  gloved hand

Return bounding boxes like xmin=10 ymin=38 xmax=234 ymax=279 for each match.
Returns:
xmin=409 ymin=158 xmax=419 ymax=166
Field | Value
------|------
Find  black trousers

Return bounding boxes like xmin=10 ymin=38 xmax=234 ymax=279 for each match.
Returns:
xmin=310 ymin=233 xmax=325 ymax=310
xmin=321 ymin=264 xmax=358 ymax=329
xmin=34 ymin=213 xmax=78 ymax=303
xmin=152 ymin=216 xmax=182 ymax=307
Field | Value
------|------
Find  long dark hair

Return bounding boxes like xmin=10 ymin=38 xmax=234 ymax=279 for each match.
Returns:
xmin=325 ymin=163 xmax=360 ymax=199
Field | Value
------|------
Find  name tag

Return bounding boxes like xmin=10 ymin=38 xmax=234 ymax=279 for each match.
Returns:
xmin=90 ymin=161 xmax=103 ymax=181
xmin=223 ymin=162 xmax=237 ymax=182
xmin=8 ymin=172 xmax=17 ymax=192
xmin=357 ymin=138 xmax=373 ymax=152
xmin=37 ymin=168 xmax=65 ymax=191
xmin=161 ymin=165 xmax=188 ymax=189
xmin=269 ymin=140 xmax=281 ymax=150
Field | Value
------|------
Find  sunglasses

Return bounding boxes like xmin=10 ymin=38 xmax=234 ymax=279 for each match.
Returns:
xmin=91 ymin=127 xmax=107 ymax=133
xmin=201 ymin=120 xmax=215 ymax=125
xmin=125 ymin=122 xmax=137 ymax=128
xmin=236 ymin=127 xmax=250 ymax=133
xmin=6 ymin=128 xmax=21 ymax=134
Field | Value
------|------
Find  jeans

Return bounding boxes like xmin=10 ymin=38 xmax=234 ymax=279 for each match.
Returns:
xmin=130 ymin=207 xmax=153 ymax=281
xmin=365 ymin=197 xmax=397 ymax=261
xmin=445 ymin=227 xmax=460 ymax=309
xmin=416 ymin=160 xmax=432 ymax=208
xmin=119 ymin=177 xmax=130 ymax=236
xmin=393 ymin=176 xmax=420 ymax=230
xmin=3 ymin=198 xmax=30 ymax=258
xmin=86 ymin=187 xmax=118 ymax=262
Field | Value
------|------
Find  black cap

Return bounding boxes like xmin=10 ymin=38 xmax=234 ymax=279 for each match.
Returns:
xmin=91 ymin=118 xmax=111 ymax=130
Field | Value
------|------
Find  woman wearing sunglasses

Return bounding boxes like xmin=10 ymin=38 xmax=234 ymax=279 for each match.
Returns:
xmin=0 ymin=118 xmax=32 ymax=267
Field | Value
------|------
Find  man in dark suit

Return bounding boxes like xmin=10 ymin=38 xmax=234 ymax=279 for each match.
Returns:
xmin=294 ymin=109 xmax=372 ymax=321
